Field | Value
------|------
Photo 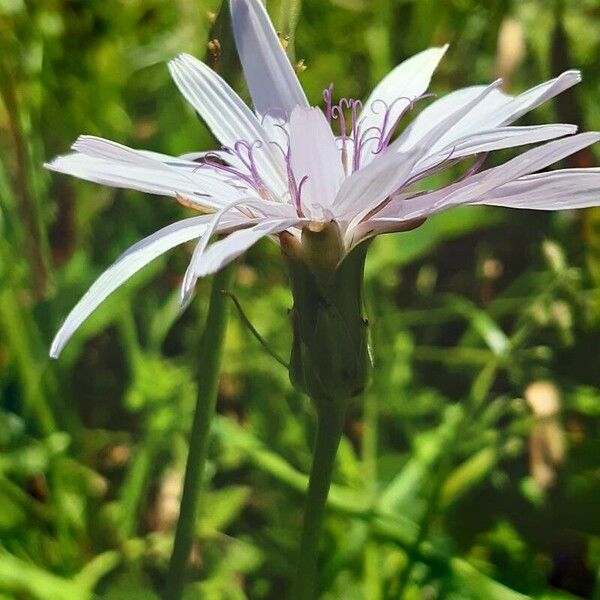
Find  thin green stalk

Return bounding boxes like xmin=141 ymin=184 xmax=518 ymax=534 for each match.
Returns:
xmin=278 ymin=0 xmax=303 ymax=60
xmin=224 ymin=291 xmax=289 ymax=368
xmin=392 ymin=488 xmax=441 ymax=598
xmin=164 ymin=263 xmax=234 ymax=600
xmin=118 ymin=439 xmax=156 ymax=539
xmin=362 ymin=390 xmax=382 ymax=599
xmin=0 ymin=287 xmax=56 ymax=434
xmin=290 ymin=399 xmax=347 ymax=600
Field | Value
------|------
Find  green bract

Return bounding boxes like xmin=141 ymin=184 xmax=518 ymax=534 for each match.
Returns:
xmin=282 ymin=222 xmax=372 ymax=403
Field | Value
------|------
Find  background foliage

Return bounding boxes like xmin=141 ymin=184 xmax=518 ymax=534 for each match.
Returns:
xmin=1 ymin=0 xmax=600 ymax=598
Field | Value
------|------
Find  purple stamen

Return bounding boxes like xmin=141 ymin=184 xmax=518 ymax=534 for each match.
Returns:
xmin=232 ymin=140 xmax=264 ymax=186
xmin=329 ymin=96 xmax=365 ymax=173
xmin=198 ymin=153 xmax=258 ymax=189
xmin=323 ymin=84 xmax=334 ymax=124
xmin=331 ymin=100 xmax=348 ymax=142
xmin=374 ymin=93 xmax=435 ymax=154
xmin=286 ymin=153 xmax=307 ymax=216
xmin=321 ymin=86 xmax=435 ymax=176
xmin=350 ymin=99 xmax=362 ymax=172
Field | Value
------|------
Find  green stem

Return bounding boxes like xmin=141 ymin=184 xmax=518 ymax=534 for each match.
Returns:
xmin=290 ymin=399 xmax=347 ymax=600
xmin=362 ymin=391 xmax=382 ymax=599
xmin=278 ymin=0 xmax=303 ymax=60
xmin=0 ymin=287 xmax=56 ymax=434
xmin=164 ymin=263 xmax=234 ymax=600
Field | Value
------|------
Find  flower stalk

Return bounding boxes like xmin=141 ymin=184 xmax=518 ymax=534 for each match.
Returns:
xmin=164 ymin=262 xmax=234 ymax=600
xmin=290 ymin=398 xmax=347 ymax=600
xmin=284 ymin=222 xmax=372 ymax=598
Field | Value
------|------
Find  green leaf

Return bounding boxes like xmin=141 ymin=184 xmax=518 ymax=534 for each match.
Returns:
xmin=378 ymin=404 xmax=464 ymax=514
xmin=440 ymin=446 xmax=498 ymax=509
xmin=101 ymin=571 xmax=160 ymax=600
xmin=198 ymin=485 xmax=251 ymax=536
xmin=0 ymin=550 xmax=89 ymax=600
xmin=450 ymin=558 xmax=531 ymax=600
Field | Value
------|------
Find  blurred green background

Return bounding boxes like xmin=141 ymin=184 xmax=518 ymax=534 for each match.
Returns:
xmin=1 ymin=0 xmax=600 ymax=598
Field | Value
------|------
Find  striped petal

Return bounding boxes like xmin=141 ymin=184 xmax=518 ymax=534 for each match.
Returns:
xmin=359 ymin=46 xmax=448 ymax=162
xmin=46 ymin=136 xmax=247 ymax=209
xmin=230 ymin=0 xmax=308 ymax=118
xmin=193 ymin=217 xmax=307 ymax=280
xmin=50 ymin=214 xmax=248 ymax=358
xmin=474 ymin=168 xmax=600 ymax=210
xmin=289 ymin=107 xmax=343 ymax=216
xmin=397 ymin=70 xmax=581 ymax=154
xmin=168 ymin=54 xmax=286 ymax=193
xmin=378 ymin=132 xmax=600 ymax=222
xmin=336 ymin=81 xmax=503 ymax=221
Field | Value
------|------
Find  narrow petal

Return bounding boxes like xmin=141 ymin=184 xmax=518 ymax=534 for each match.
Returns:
xmin=359 ymin=45 xmax=448 ymax=161
xmin=168 ymin=54 xmax=265 ymax=148
xmin=50 ymin=214 xmax=247 ymax=358
xmin=230 ymin=0 xmax=308 ymax=117
xmin=335 ymin=81 xmax=503 ymax=221
xmin=438 ymin=124 xmax=577 ymax=158
xmin=398 ymin=71 xmax=581 ymax=155
xmin=193 ymin=218 xmax=307 ymax=279
xmin=396 ymin=85 xmax=509 ymax=151
xmin=181 ymin=198 xmax=257 ymax=304
xmin=434 ymin=71 xmax=581 ymax=153
xmin=289 ymin=107 xmax=343 ymax=217
xmin=414 ymin=124 xmax=577 ymax=174
xmin=46 ymin=136 xmax=247 ymax=208
xmin=485 ymin=70 xmax=581 ymax=127
xmin=345 ymin=216 xmax=427 ymax=247
xmin=332 ymin=148 xmax=421 ymax=221
xmin=379 ymin=132 xmax=600 ymax=221
xmin=361 ymin=167 xmax=600 ymax=239
xmin=168 ymin=54 xmax=286 ymax=192
xmin=474 ymin=168 xmax=600 ymax=209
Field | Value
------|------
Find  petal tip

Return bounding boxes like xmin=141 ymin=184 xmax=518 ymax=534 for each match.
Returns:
xmin=49 ymin=337 xmax=62 ymax=359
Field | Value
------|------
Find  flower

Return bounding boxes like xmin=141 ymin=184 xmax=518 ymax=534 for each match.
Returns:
xmin=47 ymin=0 xmax=600 ymax=359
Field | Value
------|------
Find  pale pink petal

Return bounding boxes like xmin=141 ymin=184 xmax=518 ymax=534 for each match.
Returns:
xmin=481 ymin=70 xmax=581 ymax=128
xmin=289 ymin=107 xmax=343 ymax=217
xmin=336 ymin=81 xmax=503 ymax=221
xmin=46 ymin=136 xmax=248 ymax=208
xmin=378 ymin=132 xmax=600 ymax=222
xmin=168 ymin=54 xmax=286 ymax=192
xmin=192 ymin=218 xmax=307 ymax=280
xmin=437 ymin=124 xmax=576 ymax=159
xmin=182 ymin=199 xmax=250 ymax=305
xmin=395 ymin=85 xmax=510 ymax=151
xmin=413 ymin=124 xmax=578 ymax=176
xmin=474 ymin=168 xmax=600 ymax=209
xmin=332 ymin=149 xmax=421 ymax=221
xmin=50 ymin=214 xmax=248 ymax=358
xmin=359 ymin=168 xmax=600 ymax=240
xmin=359 ymin=46 xmax=448 ymax=162
xmin=230 ymin=0 xmax=308 ymax=117
xmin=398 ymin=71 xmax=581 ymax=155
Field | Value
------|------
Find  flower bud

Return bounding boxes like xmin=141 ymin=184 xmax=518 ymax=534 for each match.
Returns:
xmin=281 ymin=222 xmax=371 ymax=403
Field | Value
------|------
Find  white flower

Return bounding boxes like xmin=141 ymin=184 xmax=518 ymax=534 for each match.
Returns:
xmin=47 ymin=0 xmax=600 ymax=358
